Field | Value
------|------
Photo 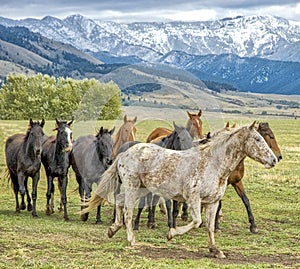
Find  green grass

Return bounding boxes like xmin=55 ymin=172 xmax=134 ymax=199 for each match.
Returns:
xmin=0 ymin=116 xmax=299 ymax=268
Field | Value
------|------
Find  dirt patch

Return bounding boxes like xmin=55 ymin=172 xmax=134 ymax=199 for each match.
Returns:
xmin=125 ymin=245 xmax=300 ymax=267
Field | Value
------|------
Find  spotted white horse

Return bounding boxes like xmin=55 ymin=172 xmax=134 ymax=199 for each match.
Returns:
xmin=82 ymin=122 xmax=277 ymax=258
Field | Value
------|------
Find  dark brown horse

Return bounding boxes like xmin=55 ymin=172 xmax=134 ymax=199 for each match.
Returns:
xmin=215 ymin=122 xmax=282 ymax=233
xmin=41 ymin=119 xmax=73 ymax=221
xmin=146 ymin=110 xmax=203 ymax=143
xmin=5 ymin=119 xmax=45 ymax=217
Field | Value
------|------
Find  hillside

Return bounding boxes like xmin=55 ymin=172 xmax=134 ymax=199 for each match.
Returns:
xmin=0 ymin=14 xmax=299 ymax=95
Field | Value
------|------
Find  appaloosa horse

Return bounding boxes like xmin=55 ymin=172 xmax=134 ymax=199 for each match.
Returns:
xmin=117 ymin=122 xmax=193 ymax=230
xmin=5 ymin=119 xmax=45 ymax=217
xmin=112 ymin=115 xmax=137 ymax=157
xmin=41 ymin=119 xmax=73 ymax=221
xmin=70 ymin=126 xmax=115 ymax=223
xmin=215 ymin=122 xmax=282 ymax=233
xmin=83 ymin=122 xmax=277 ymax=258
xmin=146 ymin=110 xmax=203 ymax=142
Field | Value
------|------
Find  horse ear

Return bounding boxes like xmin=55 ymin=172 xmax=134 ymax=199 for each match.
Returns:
xmin=55 ymin=118 xmax=60 ymax=126
xmin=109 ymin=126 xmax=115 ymax=135
xmin=123 ymin=115 xmax=127 ymax=122
xmin=186 ymin=111 xmax=192 ymax=119
xmin=99 ymin=126 xmax=104 ymax=135
xmin=40 ymin=119 xmax=45 ymax=128
xmin=29 ymin=118 xmax=33 ymax=126
xmin=231 ymin=123 xmax=236 ymax=128
xmin=198 ymin=110 xmax=202 ymax=117
xmin=133 ymin=116 xmax=137 ymax=123
xmin=225 ymin=122 xmax=230 ymax=128
xmin=67 ymin=119 xmax=74 ymax=126
xmin=173 ymin=121 xmax=179 ymax=130
xmin=207 ymin=132 xmax=211 ymax=139
xmin=249 ymin=121 xmax=257 ymax=129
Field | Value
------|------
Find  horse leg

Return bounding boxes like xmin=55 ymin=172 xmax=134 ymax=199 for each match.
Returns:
xmin=233 ymin=181 xmax=258 ymax=233
xmin=167 ymin=196 xmax=201 ymax=240
xmin=57 ymin=180 xmax=63 ymax=212
xmin=46 ymin=175 xmax=54 ymax=215
xmin=181 ymin=202 xmax=189 ymax=221
xmin=24 ymin=178 xmax=32 ymax=211
xmin=165 ymin=199 xmax=173 ymax=228
xmin=205 ymin=203 xmax=226 ymax=258
xmin=12 ymin=177 xmax=21 ymax=213
xmin=96 ymin=205 xmax=102 ymax=224
xmin=59 ymin=176 xmax=69 ymax=221
xmin=134 ymin=196 xmax=145 ymax=230
xmin=214 ymin=200 xmax=222 ymax=232
xmin=31 ymin=172 xmax=40 ymax=218
xmin=172 ymin=200 xmax=179 ymax=228
xmin=112 ymin=181 xmax=121 ymax=223
xmin=108 ymin=193 xmax=125 ymax=238
xmin=147 ymin=193 xmax=159 ymax=229
xmin=124 ymin=191 xmax=140 ymax=246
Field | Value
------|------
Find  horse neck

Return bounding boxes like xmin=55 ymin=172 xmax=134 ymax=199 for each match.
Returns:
xmin=113 ymin=129 xmax=123 ymax=157
xmin=54 ymin=135 xmax=67 ymax=165
xmin=23 ymin=133 xmax=40 ymax=161
xmin=200 ymin=130 xmax=247 ymax=182
xmin=186 ymin=119 xmax=201 ymax=139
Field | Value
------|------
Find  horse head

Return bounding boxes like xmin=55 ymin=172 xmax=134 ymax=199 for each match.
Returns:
xmin=27 ymin=118 xmax=45 ymax=156
xmin=186 ymin=110 xmax=203 ymax=139
xmin=53 ymin=119 xmax=73 ymax=152
xmin=167 ymin=122 xmax=193 ymax=150
xmin=96 ymin=126 xmax=115 ymax=167
xmin=257 ymin=122 xmax=282 ymax=162
xmin=243 ymin=121 xmax=277 ymax=169
xmin=113 ymin=115 xmax=137 ymax=157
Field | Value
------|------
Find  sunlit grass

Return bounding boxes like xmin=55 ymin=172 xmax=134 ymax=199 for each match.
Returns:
xmin=0 ymin=116 xmax=299 ymax=268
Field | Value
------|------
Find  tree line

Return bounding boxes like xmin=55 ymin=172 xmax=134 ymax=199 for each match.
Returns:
xmin=0 ymin=73 xmax=122 ymax=120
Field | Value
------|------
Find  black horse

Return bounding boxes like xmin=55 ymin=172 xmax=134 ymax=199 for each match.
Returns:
xmin=117 ymin=122 xmax=193 ymax=230
xmin=5 ymin=119 xmax=45 ymax=217
xmin=70 ymin=126 xmax=115 ymax=223
xmin=41 ymin=119 xmax=73 ymax=221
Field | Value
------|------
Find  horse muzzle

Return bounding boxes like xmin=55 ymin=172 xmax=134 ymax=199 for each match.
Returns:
xmin=264 ymin=156 xmax=278 ymax=169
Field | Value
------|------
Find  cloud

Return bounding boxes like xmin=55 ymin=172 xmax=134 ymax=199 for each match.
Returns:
xmin=0 ymin=0 xmax=299 ymax=22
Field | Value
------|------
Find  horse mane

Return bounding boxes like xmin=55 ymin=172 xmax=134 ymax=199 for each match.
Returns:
xmin=198 ymin=125 xmax=246 ymax=154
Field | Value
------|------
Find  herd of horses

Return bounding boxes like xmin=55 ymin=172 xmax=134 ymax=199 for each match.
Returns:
xmin=3 ymin=110 xmax=282 ymax=258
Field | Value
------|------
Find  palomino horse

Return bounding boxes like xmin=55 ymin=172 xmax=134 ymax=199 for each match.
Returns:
xmin=215 ymin=122 xmax=282 ymax=233
xmin=117 ymin=122 xmax=193 ymax=230
xmin=5 ymin=119 xmax=45 ymax=217
xmin=41 ymin=119 xmax=73 ymax=221
xmin=70 ymin=126 xmax=115 ymax=223
xmin=146 ymin=110 xmax=203 ymax=143
xmin=112 ymin=115 xmax=137 ymax=157
xmin=83 ymin=122 xmax=277 ymax=258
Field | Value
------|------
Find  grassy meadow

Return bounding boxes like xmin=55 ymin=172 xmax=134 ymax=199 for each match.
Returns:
xmin=0 ymin=114 xmax=299 ymax=269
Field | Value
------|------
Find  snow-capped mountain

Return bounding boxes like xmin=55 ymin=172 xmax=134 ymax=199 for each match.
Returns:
xmin=0 ymin=14 xmax=299 ymax=63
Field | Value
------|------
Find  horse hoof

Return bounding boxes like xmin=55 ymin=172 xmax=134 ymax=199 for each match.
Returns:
xmin=167 ymin=228 xmax=175 ymax=240
xmin=214 ymin=251 xmax=226 ymax=259
xmin=133 ymin=226 xmax=139 ymax=231
xmin=181 ymin=214 xmax=188 ymax=221
xmin=147 ymin=222 xmax=156 ymax=229
xmin=81 ymin=213 xmax=89 ymax=222
xmin=64 ymin=217 xmax=70 ymax=222
xmin=108 ymin=227 xmax=115 ymax=238
xmin=250 ymin=226 xmax=258 ymax=234
xmin=32 ymin=214 xmax=38 ymax=218
xmin=95 ymin=220 xmax=103 ymax=225
xmin=27 ymin=204 xmax=32 ymax=212
xmin=20 ymin=203 xmax=26 ymax=210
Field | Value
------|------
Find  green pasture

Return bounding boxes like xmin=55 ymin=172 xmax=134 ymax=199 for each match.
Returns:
xmin=0 ymin=116 xmax=299 ymax=268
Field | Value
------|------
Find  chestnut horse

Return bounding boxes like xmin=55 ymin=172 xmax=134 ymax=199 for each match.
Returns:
xmin=146 ymin=110 xmax=203 ymax=143
xmin=83 ymin=122 xmax=277 ymax=258
xmin=112 ymin=115 xmax=137 ymax=157
xmin=215 ymin=122 xmax=282 ymax=233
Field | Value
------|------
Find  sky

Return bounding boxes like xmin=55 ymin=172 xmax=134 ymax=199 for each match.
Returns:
xmin=0 ymin=0 xmax=299 ymax=23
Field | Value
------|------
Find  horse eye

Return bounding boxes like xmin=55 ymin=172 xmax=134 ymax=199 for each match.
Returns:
xmin=255 ymin=137 xmax=260 ymax=142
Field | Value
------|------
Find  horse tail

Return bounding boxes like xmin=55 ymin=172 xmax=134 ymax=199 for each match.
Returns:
xmin=81 ymin=159 xmax=119 ymax=215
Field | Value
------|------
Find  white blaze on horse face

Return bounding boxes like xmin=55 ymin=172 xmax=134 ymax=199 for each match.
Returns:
xmin=246 ymin=129 xmax=277 ymax=169
xmin=65 ymin=127 xmax=73 ymax=152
